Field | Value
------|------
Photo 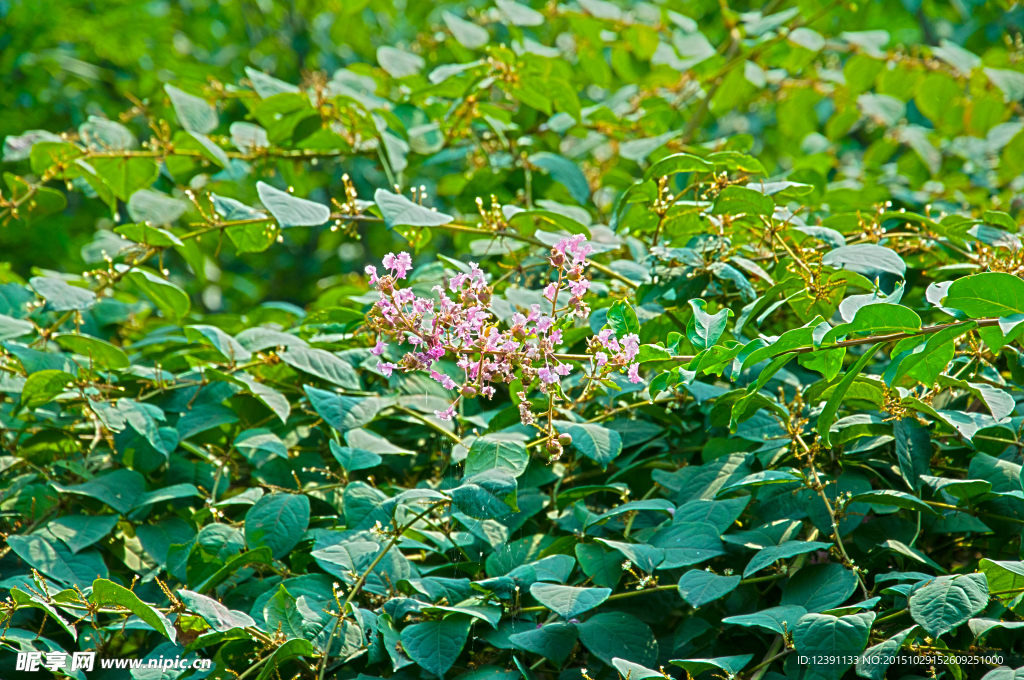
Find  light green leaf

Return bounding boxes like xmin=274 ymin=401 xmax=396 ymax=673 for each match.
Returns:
xmin=400 ymin=615 xmax=472 ymax=678
xmin=676 ymin=570 xmax=741 ymax=607
xmin=53 ymin=334 xmax=129 ymax=369
xmin=567 ymin=423 xmax=622 ymax=469
xmin=793 ymin=612 xmax=875 ymax=680
xmin=578 ymin=612 xmax=658 ymax=667
xmin=256 ymin=181 xmax=331 ymax=228
xmin=466 ymin=435 xmax=529 ymax=478
xmin=817 ymin=343 xmax=881 ymax=447
xmin=530 ymin=583 xmax=611 ymax=619
xmin=20 ymin=370 xmax=75 ymax=409
xmin=304 ymin=386 xmax=380 ymax=430
xmin=92 ymin=578 xmax=177 ymax=642
xmin=687 ymin=300 xmax=733 ymax=350
xmin=909 ymin=573 xmax=989 ymax=637
xmin=165 ymin=84 xmax=218 ymax=134
xmin=244 ymin=493 xmax=310 ymax=558
xmin=126 ymin=268 xmax=191 ymax=321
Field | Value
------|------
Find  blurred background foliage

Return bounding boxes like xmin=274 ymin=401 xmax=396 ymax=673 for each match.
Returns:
xmin=2 ymin=0 xmax=1021 ymax=306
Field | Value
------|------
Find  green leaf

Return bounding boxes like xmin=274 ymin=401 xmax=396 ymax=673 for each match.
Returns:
xmin=442 ymin=11 xmax=489 ymax=49
xmin=329 ymin=441 xmax=381 ymax=472
xmin=644 ymin=153 xmax=714 ymax=180
xmin=648 ymin=521 xmax=725 ymax=569
xmin=723 ymin=605 xmax=807 ymax=634
xmin=281 ymin=346 xmax=360 ymax=389
xmin=980 ymin=559 xmax=1024 ymax=597
xmin=178 ymin=588 xmax=256 ymax=632
xmin=30 ymin=277 xmax=96 ymax=312
xmin=466 ymin=435 xmax=529 ymax=478
xmin=197 ymin=547 xmax=274 ymax=593
xmin=257 ymin=181 xmax=331 ymax=228
xmin=165 ymin=84 xmax=218 ymax=134
xmin=51 ymin=468 xmax=145 ymax=514
xmin=20 ymin=370 xmax=75 ymax=409
xmin=126 ymin=268 xmax=191 ymax=321
xmin=676 ymin=570 xmax=741 ymax=607
xmin=823 ymin=304 xmax=921 ymax=344
xmin=567 ymin=423 xmax=622 ymax=469
xmin=6 ymin=534 xmax=108 ymax=588
xmin=451 ymin=469 xmax=519 ymax=519
xmin=244 ymin=493 xmax=310 ymax=558
xmin=47 ymin=514 xmax=119 ymax=554
xmin=575 ymin=543 xmax=623 ymax=589
xmin=782 ymin=563 xmax=858 ymax=612
xmin=305 ymin=386 xmax=380 ymax=430
xmin=509 ymin=623 xmax=579 ymax=665
xmin=743 ymin=541 xmax=833 ymax=578
xmin=711 ymin=186 xmax=774 ymax=216
xmin=185 ymin=324 xmax=252 ymax=362
xmin=0 ymin=312 xmax=34 ymax=341
xmin=92 ymin=578 xmax=177 ymax=642
xmin=847 ymin=490 xmax=940 ymax=516
xmin=636 ymin=344 xmax=672 ymax=363
xmin=114 ymin=222 xmax=184 ymax=247
xmin=817 ymin=343 xmax=881 ymax=447
xmin=577 ymin=612 xmax=658 ymax=667
xmin=374 ymin=188 xmax=454 ymax=227
xmin=884 ymin=322 xmax=973 ymax=386
xmin=53 ymin=333 xmax=129 ymax=369
xmin=687 ymin=299 xmax=733 ymax=350
xmin=400 ymin=615 xmax=472 ymax=678
xmin=89 ymin=156 xmax=160 ymax=201
xmin=942 ymin=272 xmax=1024 ymax=318
xmin=607 ymin=300 xmax=640 ymax=338
xmin=507 ymin=209 xmax=591 ymax=239
xmin=256 ymin=638 xmax=317 ymax=680
xmin=528 ymin=152 xmax=590 ymax=204
xmin=670 ymin=656 xmax=753 ymax=676
xmin=821 ymin=244 xmax=906 ymax=281
xmin=909 ymin=573 xmax=989 ymax=637
xmin=792 ymin=612 xmax=875 ymax=680
xmin=9 ymin=587 xmax=79 ymax=640
xmin=530 ymin=583 xmax=611 ymax=619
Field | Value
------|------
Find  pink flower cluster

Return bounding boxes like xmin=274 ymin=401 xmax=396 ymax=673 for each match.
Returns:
xmin=543 ymin=234 xmax=592 ymax=320
xmin=362 ymin=235 xmax=600 ymax=425
xmin=591 ymin=328 xmax=643 ymax=384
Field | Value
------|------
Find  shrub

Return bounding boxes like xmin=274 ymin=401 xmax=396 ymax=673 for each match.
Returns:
xmin=1 ymin=2 xmax=1023 ymax=680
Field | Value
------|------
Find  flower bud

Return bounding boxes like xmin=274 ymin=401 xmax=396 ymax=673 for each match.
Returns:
xmin=513 ymin=327 xmax=526 ymax=341
xmin=461 ymin=385 xmax=477 ymax=398
xmin=477 ymin=289 xmax=492 ymax=303
xmin=549 ymin=251 xmax=565 ymax=267
xmin=558 ymin=433 xmax=572 ymax=446
xmin=567 ymin=269 xmax=581 ymax=281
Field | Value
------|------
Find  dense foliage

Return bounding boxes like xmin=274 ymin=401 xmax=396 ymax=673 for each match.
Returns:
xmin=3 ymin=1 xmax=1024 ymax=680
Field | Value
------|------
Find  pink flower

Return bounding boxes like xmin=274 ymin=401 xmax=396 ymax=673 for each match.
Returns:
xmin=595 ymin=351 xmax=608 ymax=368
xmin=382 ymin=252 xmax=413 ymax=279
xmin=481 ymin=386 xmax=496 ymax=398
xmin=627 ymin=363 xmax=642 ymax=384
xmin=538 ymin=367 xmax=559 ymax=384
xmin=430 ymin=370 xmax=457 ymax=390
xmin=371 ymin=340 xmax=387 ymax=356
xmin=554 ymin=362 xmax=571 ymax=376
xmin=622 ymin=333 xmax=640 ymax=361
xmin=543 ymin=282 xmax=558 ymax=302
xmin=435 ymin=406 xmax=457 ymax=421
xmin=365 ymin=265 xmax=379 ymax=284
xmin=378 ymin=361 xmax=398 ymax=377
